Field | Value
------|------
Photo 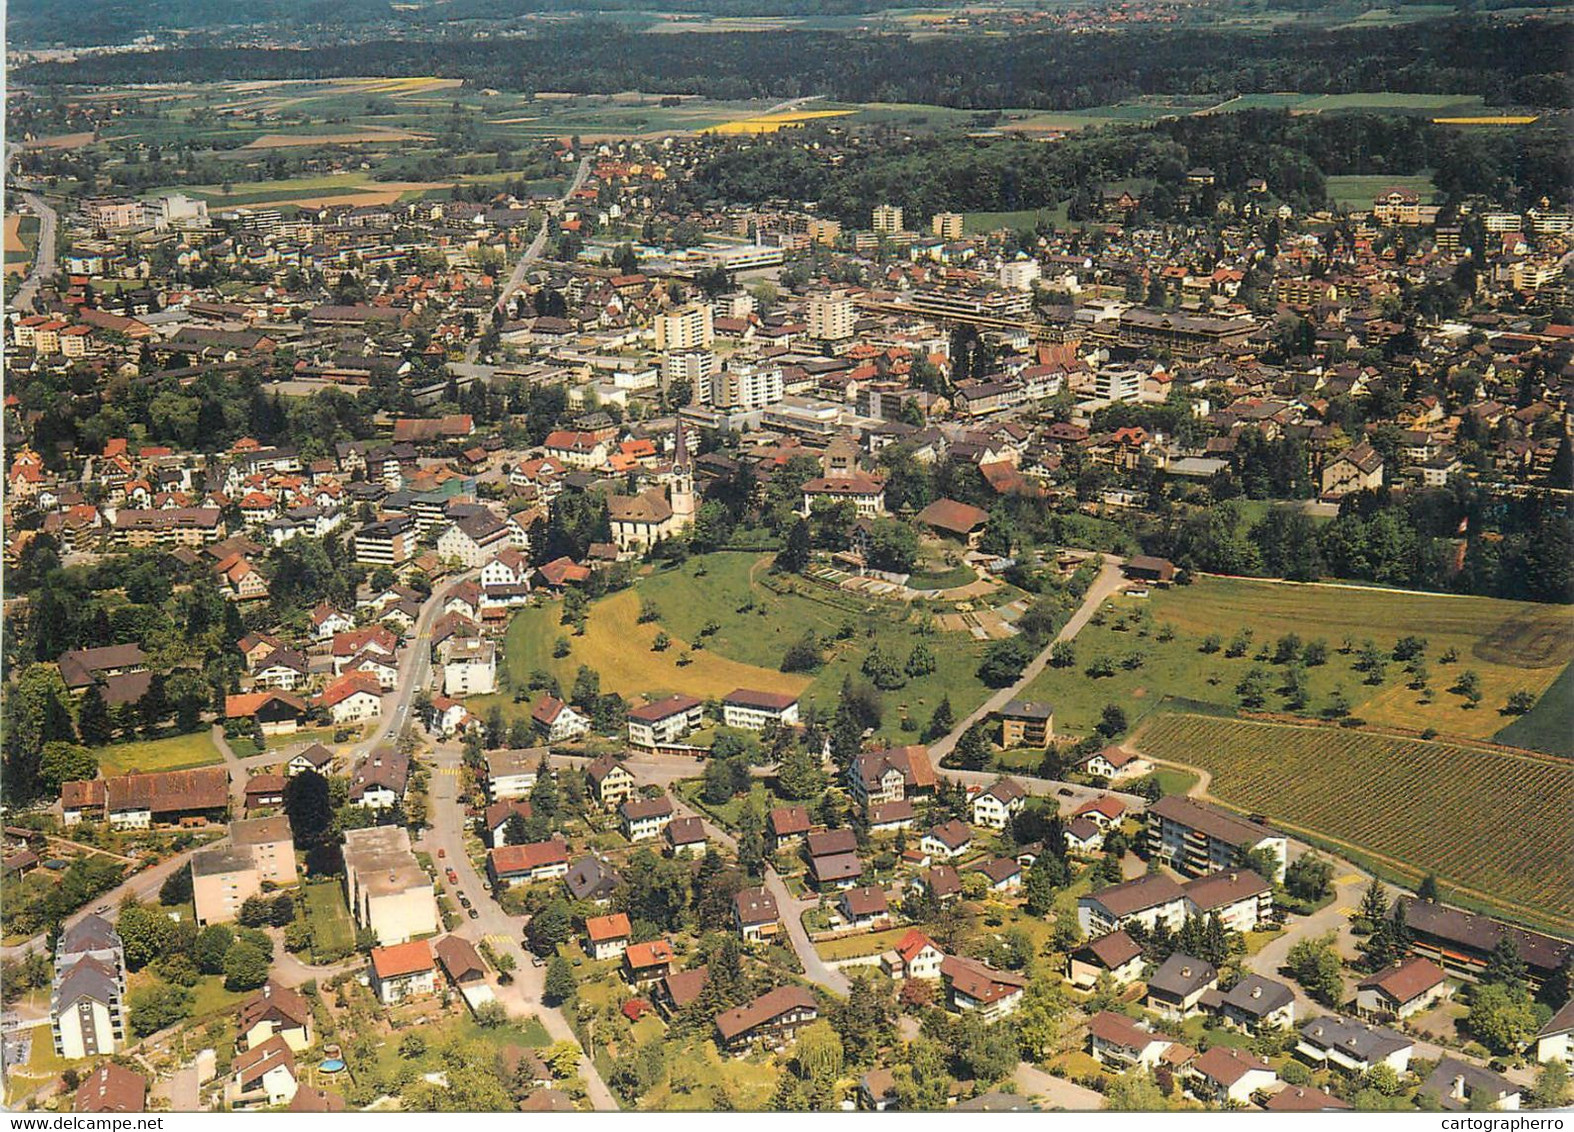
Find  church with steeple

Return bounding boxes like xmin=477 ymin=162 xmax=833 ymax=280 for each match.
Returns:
xmin=607 ymin=422 xmax=696 ymax=552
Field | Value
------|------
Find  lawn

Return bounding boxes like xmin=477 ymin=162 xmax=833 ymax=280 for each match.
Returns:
xmin=635 ymin=1036 xmax=783 ymax=1111
xmin=1133 ymin=712 xmax=1574 ymax=932
xmin=1494 ymin=660 xmax=1574 ymax=756
xmin=265 ymin=725 xmax=341 ymax=751
xmin=93 ymin=731 xmax=224 ymax=775
xmin=1018 ymin=576 xmax=1572 ymax=742
xmin=635 ymin=553 xmax=995 ymax=739
xmin=1325 ymin=173 xmax=1438 ymax=210
xmin=906 ymin=563 xmax=980 ymax=590
xmin=813 ymin=926 xmax=913 ymax=962
xmin=501 ymin=584 xmax=812 ymax=704
xmin=304 ymin=880 xmax=355 ymax=958
xmin=963 ymin=208 xmax=1064 ymax=234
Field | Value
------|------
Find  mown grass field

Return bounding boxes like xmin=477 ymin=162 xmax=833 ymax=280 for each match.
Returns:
xmin=1495 ymin=659 xmax=1574 ymax=756
xmin=635 ymin=552 xmax=995 ymax=734
xmin=814 ymin=925 xmax=913 ymax=962
xmin=497 ymin=552 xmax=994 ymax=742
xmin=93 ymin=731 xmax=224 ymax=775
xmin=1326 ymin=173 xmax=1438 ymax=209
xmin=1134 ymin=713 xmax=1574 ymax=931
xmin=1020 ymin=576 xmax=1572 ymax=743
xmin=503 ymin=583 xmax=813 ymax=704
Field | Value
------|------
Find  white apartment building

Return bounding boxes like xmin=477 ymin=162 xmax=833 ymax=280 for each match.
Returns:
xmin=654 ymin=303 xmax=714 ymax=351
xmin=341 ymin=826 xmax=439 ymax=946
xmin=711 ymin=359 xmax=784 ymax=410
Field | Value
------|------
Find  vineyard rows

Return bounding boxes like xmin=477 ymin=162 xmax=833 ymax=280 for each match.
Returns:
xmin=1135 ymin=714 xmax=1574 ymax=926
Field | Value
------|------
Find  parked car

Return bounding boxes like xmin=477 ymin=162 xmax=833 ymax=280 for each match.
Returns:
xmin=437 ymin=848 xmax=446 ymax=858
xmin=467 ymin=908 xmax=479 ymax=920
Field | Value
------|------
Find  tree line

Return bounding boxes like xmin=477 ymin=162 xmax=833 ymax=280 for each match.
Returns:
xmin=19 ymin=19 xmax=1567 ymax=112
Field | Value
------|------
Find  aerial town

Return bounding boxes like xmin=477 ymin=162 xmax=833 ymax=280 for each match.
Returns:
xmin=1 ymin=1 xmax=1571 ymax=1117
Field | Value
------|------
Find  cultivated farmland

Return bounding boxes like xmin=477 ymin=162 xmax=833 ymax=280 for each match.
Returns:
xmin=1134 ymin=713 xmax=1574 ymax=932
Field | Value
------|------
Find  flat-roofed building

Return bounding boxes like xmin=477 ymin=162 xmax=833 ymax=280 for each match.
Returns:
xmin=342 ymin=825 xmax=438 ymax=945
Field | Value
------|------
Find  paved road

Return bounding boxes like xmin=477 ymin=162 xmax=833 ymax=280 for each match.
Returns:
xmin=930 ymin=555 xmax=1127 ymax=764
xmin=421 ymin=745 xmax=619 ymax=1110
xmin=493 ymin=155 xmax=592 ymax=318
xmin=8 ymin=190 xmax=57 ymax=313
xmin=211 ymin=724 xmax=252 ymax=808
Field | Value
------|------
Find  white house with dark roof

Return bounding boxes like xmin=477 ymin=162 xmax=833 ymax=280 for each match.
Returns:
xmin=721 ymin=688 xmax=801 ymax=730
xmin=970 ymin=777 xmax=1026 ymax=830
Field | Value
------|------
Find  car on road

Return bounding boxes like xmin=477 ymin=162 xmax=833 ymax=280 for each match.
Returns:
xmin=94 ymin=904 xmax=110 ymax=913
xmin=459 ymin=895 xmax=471 ymax=909
xmin=1058 ymin=788 xmax=1074 ymax=797
xmin=531 ymin=954 xmax=545 ymax=967
xmin=467 ymin=908 xmax=479 ymax=920
xmin=437 ymin=848 xmax=446 ymax=858
xmin=446 ymin=869 xmax=458 ymax=883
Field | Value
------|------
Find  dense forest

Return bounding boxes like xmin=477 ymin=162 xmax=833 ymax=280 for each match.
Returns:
xmin=18 ymin=19 xmax=1567 ymax=111
xmin=6 ymin=0 xmax=920 ymax=47
xmin=684 ymin=111 xmax=1569 ymax=224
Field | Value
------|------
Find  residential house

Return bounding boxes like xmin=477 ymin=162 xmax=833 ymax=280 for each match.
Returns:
xmin=939 ymin=955 xmax=1028 ymax=1022
xmin=286 ymin=744 xmax=335 ymax=778
xmin=714 ymin=986 xmax=819 ymax=1054
xmin=839 ymin=886 xmax=891 ymax=930
xmin=623 ymin=939 xmax=677 ymax=986
xmin=229 ymin=1035 xmax=299 ymax=1108
xmin=1355 ymin=957 xmax=1451 ymax=1022
xmin=1295 ymin=1015 xmax=1413 ymax=1075
xmin=1081 ymin=745 xmax=1151 ymax=781
xmin=921 ymin=819 xmax=973 ymax=860
xmin=970 ymin=778 xmax=1026 ymax=831
xmin=621 ymin=795 xmax=675 ymax=842
xmin=664 ymin=816 xmax=707 ymax=857
xmin=370 ymin=940 xmax=438 ymax=1005
xmin=882 ymin=929 xmax=946 ymax=982
xmin=587 ymin=754 xmax=637 ymax=810
xmin=1188 ymin=1046 xmax=1276 ymax=1105
xmin=348 ymin=748 xmax=410 ymax=810
xmin=1321 ymin=441 xmax=1385 ymax=497
xmin=532 ymin=695 xmax=591 ymax=742
xmin=768 ymin=806 xmax=813 ymax=851
xmin=1146 ymin=953 xmax=1220 ymax=1020
xmin=974 ymin=857 xmax=1023 ymax=893
xmin=1067 ymin=931 xmax=1145 ymax=990
xmin=847 ymin=746 xmax=936 ymax=808
xmin=1264 ymin=1086 xmax=1354 ymax=1113
xmin=867 ymin=799 xmax=917 ymax=833
xmin=734 ymin=887 xmax=780 ymax=942
xmin=585 ymin=913 xmax=632 ymax=961
xmin=483 ymin=799 xmax=535 ymax=848
xmin=997 ymin=700 xmax=1053 ymax=748
xmin=74 ymin=1064 xmax=146 ymax=1114
xmin=488 ymin=839 xmax=570 ymax=887
xmin=809 ymin=851 xmax=864 ymax=890
xmin=1420 ymin=1058 xmax=1520 ymax=1111
xmin=319 ymin=672 xmax=383 ymax=725
xmin=1063 ymin=817 xmax=1106 ymax=857
xmin=1217 ymin=974 xmax=1296 ymax=1032
xmin=564 ymin=855 xmax=622 ymax=905
xmin=236 ymin=981 xmax=312 ymax=1053
xmin=1533 ymin=999 xmax=1574 ymax=1068
xmin=657 ymin=967 xmax=710 ymax=1019
xmin=1088 ymin=1010 xmax=1172 ymax=1070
